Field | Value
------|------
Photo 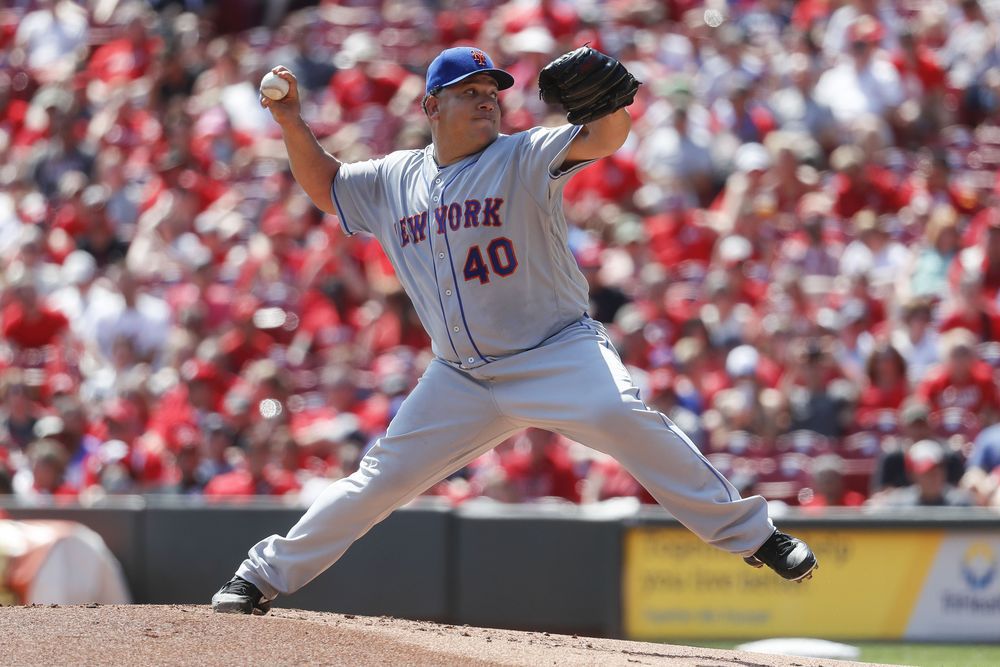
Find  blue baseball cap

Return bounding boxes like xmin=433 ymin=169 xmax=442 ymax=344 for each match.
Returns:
xmin=425 ymin=47 xmax=514 ymax=95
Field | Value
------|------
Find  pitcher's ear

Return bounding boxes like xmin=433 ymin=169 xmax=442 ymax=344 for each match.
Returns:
xmin=423 ymin=91 xmax=440 ymax=118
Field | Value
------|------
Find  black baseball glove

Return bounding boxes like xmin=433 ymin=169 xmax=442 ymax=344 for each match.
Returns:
xmin=538 ymin=46 xmax=641 ymax=125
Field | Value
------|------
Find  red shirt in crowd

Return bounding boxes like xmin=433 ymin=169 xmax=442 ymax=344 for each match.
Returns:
xmin=563 ymin=154 xmax=641 ymax=206
xmin=891 ymin=47 xmax=946 ymax=94
xmin=791 ymin=0 xmax=831 ymax=29
xmin=499 ymin=1 xmax=579 ymax=38
xmin=1 ymin=302 xmax=69 ymax=349
xmin=801 ymin=489 xmax=866 ymax=508
xmin=938 ymin=308 xmax=1000 ymax=342
xmin=219 ymin=329 xmax=273 ymax=373
xmin=590 ymin=457 xmax=656 ymax=504
xmin=831 ymin=166 xmax=907 ymax=219
xmin=203 ymin=467 xmax=299 ymax=496
xmin=501 ymin=445 xmax=581 ymax=503
xmin=644 ymin=211 xmax=718 ymax=270
xmin=86 ymin=37 xmax=156 ymax=82
xmin=1 ymin=96 xmax=29 ymax=142
xmin=859 ymin=381 xmax=909 ymax=412
xmin=917 ymin=361 xmax=999 ymax=415
xmin=329 ymin=64 xmax=410 ymax=118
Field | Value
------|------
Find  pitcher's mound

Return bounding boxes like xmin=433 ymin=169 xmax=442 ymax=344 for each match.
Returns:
xmin=0 ymin=604 xmax=884 ymax=666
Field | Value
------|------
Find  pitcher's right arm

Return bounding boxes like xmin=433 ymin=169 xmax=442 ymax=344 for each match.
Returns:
xmin=262 ymin=67 xmax=340 ymax=215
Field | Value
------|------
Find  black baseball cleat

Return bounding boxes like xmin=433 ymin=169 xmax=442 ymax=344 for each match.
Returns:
xmin=744 ymin=529 xmax=818 ymax=582
xmin=211 ymin=576 xmax=272 ymax=615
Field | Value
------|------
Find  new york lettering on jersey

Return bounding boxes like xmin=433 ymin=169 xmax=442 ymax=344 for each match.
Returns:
xmin=397 ymin=198 xmax=505 ymax=247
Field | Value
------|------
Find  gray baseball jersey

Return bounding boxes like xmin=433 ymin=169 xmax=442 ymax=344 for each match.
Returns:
xmin=232 ymin=123 xmax=776 ymax=602
xmin=331 ymin=124 xmax=592 ymax=367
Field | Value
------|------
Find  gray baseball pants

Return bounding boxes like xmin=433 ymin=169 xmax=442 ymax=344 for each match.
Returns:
xmin=236 ymin=316 xmax=773 ymax=599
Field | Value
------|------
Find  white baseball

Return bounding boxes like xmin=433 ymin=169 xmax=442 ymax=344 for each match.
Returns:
xmin=260 ymin=71 xmax=290 ymax=100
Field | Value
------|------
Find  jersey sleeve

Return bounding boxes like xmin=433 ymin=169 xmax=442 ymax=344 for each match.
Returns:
xmin=517 ymin=125 xmax=596 ymax=208
xmin=330 ymin=158 xmax=384 ymax=236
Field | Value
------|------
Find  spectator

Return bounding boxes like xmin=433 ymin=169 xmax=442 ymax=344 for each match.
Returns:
xmin=50 ymin=396 xmax=100 ymax=490
xmin=712 ymin=73 xmax=775 ymax=145
xmin=957 ymin=211 xmax=1000 ymax=301
xmin=716 ymin=142 xmax=772 ymax=232
xmin=204 ymin=431 xmax=300 ymax=497
xmin=839 ymin=209 xmax=910 ymax=291
xmin=828 ymin=146 xmax=905 ymax=220
xmin=769 ymin=53 xmax=837 ymax=149
xmin=777 ymin=193 xmax=840 ymax=277
xmin=801 ymin=454 xmax=866 ymax=508
xmin=941 ymin=0 xmax=996 ymax=97
xmin=832 ymin=298 xmax=876 ymax=385
xmin=161 ymin=440 xmax=206 ymax=495
xmin=870 ymin=439 xmax=972 ymax=507
xmin=1 ymin=377 xmax=40 ymax=451
xmin=473 ymin=429 xmax=583 ymax=504
xmin=904 ymin=152 xmax=974 ymax=219
xmin=765 ymin=131 xmax=820 ymax=217
xmin=197 ymin=413 xmax=237 ymax=484
xmin=16 ymin=438 xmax=76 ymax=499
xmin=823 ymin=1 xmax=901 ymax=60
xmin=786 ymin=339 xmax=848 ymax=439
xmin=959 ymin=423 xmax=1000 ymax=505
xmin=636 ymin=104 xmax=713 ymax=204
xmin=891 ymin=29 xmax=946 ymax=132
xmin=578 ymin=245 xmax=629 ymax=325
xmin=917 ymin=328 xmax=998 ymax=421
xmin=49 ymin=250 xmax=99 ymax=334
xmin=907 ymin=204 xmax=961 ymax=300
xmin=815 ymin=15 xmax=904 ymax=127
xmin=86 ymin=5 xmax=157 ymax=84
xmin=327 ymin=32 xmax=423 ymax=125
xmin=14 ymin=0 xmax=89 ymax=80
xmin=871 ymin=399 xmax=966 ymax=495
xmin=1 ymin=276 xmax=69 ymax=350
xmin=938 ymin=273 xmax=1000 ymax=343
xmin=645 ymin=368 xmax=703 ymax=450
xmin=91 ymin=269 xmax=171 ymax=365
xmin=75 ymin=188 xmax=130 ymax=267
xmin=891 ymin=297 xmax=940 ymax=384
xmin=857 ymin=343 xmax=909 ymax=427
xmin=696 ymin=23 xmax=762 ymax=105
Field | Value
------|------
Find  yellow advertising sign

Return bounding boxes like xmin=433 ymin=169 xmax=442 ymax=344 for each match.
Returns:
xmin=623 ymin=527 xmax=942 ymax=640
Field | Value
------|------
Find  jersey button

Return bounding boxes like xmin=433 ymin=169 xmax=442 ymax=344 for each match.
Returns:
xmin=438 ymin=252 xmax=445 ymax=259
xmin=435 ymin=178 xmax=442 ymax=184
xmin=468 ymin=357 xmax=475 ymax=363
xmin=453 ymin=326 xmax=460 ymax=332
xmin=445 ymin=289 xmax=452 ymax=296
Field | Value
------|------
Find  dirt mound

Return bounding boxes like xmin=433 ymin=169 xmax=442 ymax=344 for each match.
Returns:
xmin=0 ymin=605 xmax=886 ymax=666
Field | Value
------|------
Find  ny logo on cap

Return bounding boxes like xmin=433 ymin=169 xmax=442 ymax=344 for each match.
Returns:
xmin=470 ymin=49 xmax=487 ymax=67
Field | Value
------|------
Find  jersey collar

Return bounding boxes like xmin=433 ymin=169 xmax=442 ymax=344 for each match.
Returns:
xmin=424 ymin=136 xmax=505 ymax=175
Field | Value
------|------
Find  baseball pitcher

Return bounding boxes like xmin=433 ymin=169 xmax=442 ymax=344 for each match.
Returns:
xmin=212 ymin=46 xmax=817 ymax=615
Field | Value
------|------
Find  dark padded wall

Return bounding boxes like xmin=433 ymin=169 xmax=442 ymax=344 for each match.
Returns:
xmin=141 ymin=503 xmax=452 ymax=620
xmin=452 ymin=506 xmax=622 ymax=636
xmin=1 ymin=500 xmax=625 ymax=633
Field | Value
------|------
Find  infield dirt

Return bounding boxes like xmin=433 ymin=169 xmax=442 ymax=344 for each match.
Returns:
xmin=0 ymin=604 xmax=896 ymax=666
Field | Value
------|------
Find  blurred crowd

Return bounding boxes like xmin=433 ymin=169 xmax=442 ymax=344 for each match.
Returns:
xmin=3 ymin=0 xmax=1000 ymax=511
